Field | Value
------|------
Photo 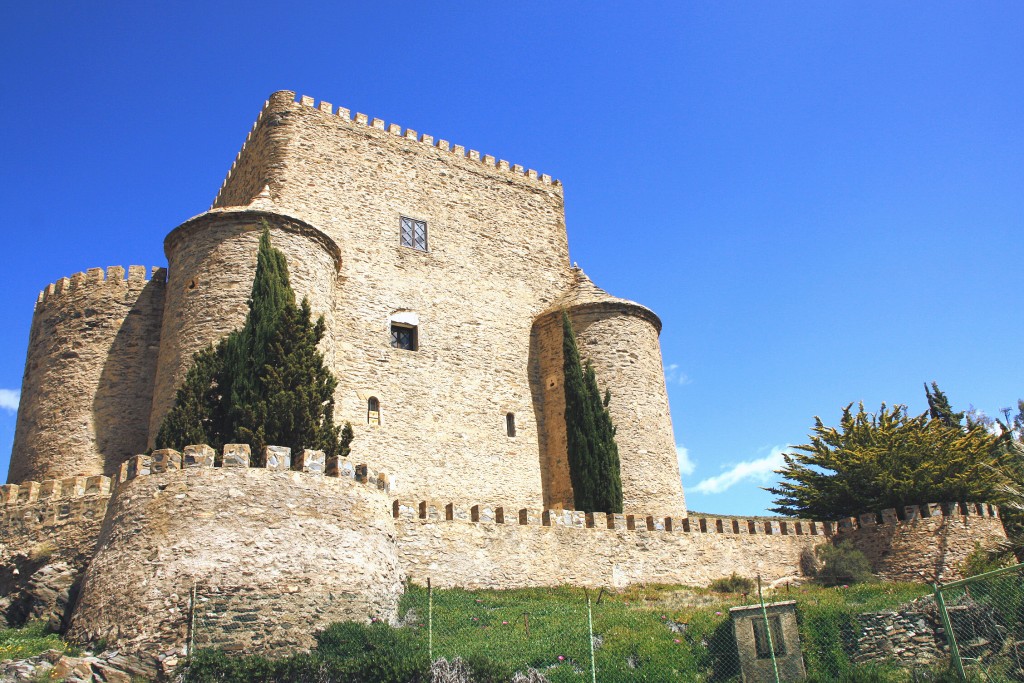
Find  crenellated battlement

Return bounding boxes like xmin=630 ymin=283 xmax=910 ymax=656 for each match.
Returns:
xmin=0 ymin=475 xmax=111 ymax=507
xmin=290 ymin=91 xmax=557 ymax=186
xmin=836 ymin=501 xmax=999 ymax=531
xmin=393 ymin=500 xmax=829 ymax=537
xmin=108 ymin=443 xmax=394 ymax=495
xmin=211 ymin=96 xmax=276 ymax=209
xmin=35 ymin=265 xmax=166 ymax=309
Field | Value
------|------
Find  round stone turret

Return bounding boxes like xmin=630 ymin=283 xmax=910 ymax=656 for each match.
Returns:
xmin=531 ymin=267 xmax=686 ymax=517
xmin=147 ymin=201 xmax=341 ymax=444
xmin=9 ymin=267 xmax=165 ymax=483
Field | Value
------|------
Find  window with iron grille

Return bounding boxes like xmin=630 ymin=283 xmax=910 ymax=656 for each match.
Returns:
xmin=367 ymin=397 xmax=380 ymax=425
xmin=400 ymin=216 xmax=428 ymax=251
xmin=390 ymin=323 xmax=417 ymax=351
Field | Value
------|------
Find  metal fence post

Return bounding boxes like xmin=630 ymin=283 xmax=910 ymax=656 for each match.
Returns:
xmin=934 ymin=581 xmax=966 ymax=682
xmin=428 ymin=577 xmax=433 ymax=663
xmin=586 ymin=590 xmax=597 ymax=683
xmin=757 ymin=575 xmax=781 ymax=683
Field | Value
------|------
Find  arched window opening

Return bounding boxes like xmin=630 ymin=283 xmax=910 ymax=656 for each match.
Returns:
xmin=368 ymin=397 xmax=380 ymax=426
xmin=506 ymin=412 xmax=516 ymax=437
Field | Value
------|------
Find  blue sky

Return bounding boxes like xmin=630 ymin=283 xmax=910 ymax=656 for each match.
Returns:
xmin=1 ymin=2 xmax=1021 ymax=516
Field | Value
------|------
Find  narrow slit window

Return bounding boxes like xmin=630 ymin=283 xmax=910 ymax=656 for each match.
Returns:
xmin=506 ymin=413 xmax=516 ymax=437
xmin=400 ymin=216 xmax=428 ymax=251
xmin=368 ymin=397 xmax=380 ymax=426
xmin=752 ymin=616 xmax=786 ymax=659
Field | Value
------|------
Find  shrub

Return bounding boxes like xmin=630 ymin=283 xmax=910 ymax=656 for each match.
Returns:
xmin=709 ymin=572 xmax=754 ymax=594
xmin=815 ymin=541 xmax=874 ymax=586
xmin=960 ymin=542 xmax=1014 ymax=578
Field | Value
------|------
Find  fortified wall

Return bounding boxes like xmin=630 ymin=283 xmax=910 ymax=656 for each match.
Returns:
xmin=0 ymin=442 xmax=1007 ymax=676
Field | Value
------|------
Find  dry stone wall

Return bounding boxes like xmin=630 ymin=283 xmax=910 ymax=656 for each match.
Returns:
xmin=10 ymin=267 xmax=164 ymax=483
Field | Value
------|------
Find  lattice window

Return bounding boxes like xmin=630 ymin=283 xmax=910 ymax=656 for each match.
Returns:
xmin=400 ymin=216 xmax=428 ymax=251
xmin=390 ymin=323 xmax=417 ymax=351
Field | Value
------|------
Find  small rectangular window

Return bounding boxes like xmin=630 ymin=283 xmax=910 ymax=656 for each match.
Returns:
xmin=752 ymin=616 xmax=786 ymax=659
xmin=400 ymin=216 xmax=428 ymax=251
xmin=390 ymin=323 xmax=417 ymax=351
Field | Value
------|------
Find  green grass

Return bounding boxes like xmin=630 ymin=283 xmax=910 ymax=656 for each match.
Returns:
xmin=0 ymin=620 xmax=74 ymax=661
xmin=181 ymin=581 xmax=947 ymax=682
xmin=399 ymin=581 xmax=934 ymax=683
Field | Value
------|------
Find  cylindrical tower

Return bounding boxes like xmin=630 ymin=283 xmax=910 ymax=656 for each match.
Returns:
xmin=148 ymin=205 xmax=341 ymax=443
xmin=9 ymin=267 xmax=165 ymax=483
xmin=532 ymin=267 xmax=686 ymax=518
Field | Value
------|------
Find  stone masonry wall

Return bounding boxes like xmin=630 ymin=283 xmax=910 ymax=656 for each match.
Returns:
xmin=394 ymin=501 xmax=828 ymax=589
xmin=10 ymin=267 xmax=165 ymax=483
xmin=210 ymin=91 xmax=573 ymax=510
xmin=0 ymin=476 xmax=112 ymax=629
xmin=835 ymin=502 xmax=1006 ymax=583
xmin=148 ymin=211 xmax=340 ymax=440
xmin=67 ymin=454 xmax=403 ymax=676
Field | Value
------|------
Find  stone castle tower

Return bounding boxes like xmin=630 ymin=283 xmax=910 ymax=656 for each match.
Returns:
xmin=9 ymin=90 xmax=687 ymax=518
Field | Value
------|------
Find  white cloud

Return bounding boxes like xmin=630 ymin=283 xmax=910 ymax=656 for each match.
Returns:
xmin=0 ymin=389 xmax=19 ymax=412
xmin=676 ymin=445 xmax=696 ymax=477
xmin=692 ymin=445 xmax=790 ymax=495
xmin=664 ymin=364 xmax=692 ymax=386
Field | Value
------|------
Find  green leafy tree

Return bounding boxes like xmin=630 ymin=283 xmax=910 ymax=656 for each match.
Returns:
xmin=157 ymin=227 xmax=350 ymax=457
xmin=768 ymin=386 xmax=1003 ymax=519
xmin=561 ymin=311 xmax=623 ymax=513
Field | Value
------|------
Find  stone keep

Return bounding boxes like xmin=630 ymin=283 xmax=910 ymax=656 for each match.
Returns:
xmin=9 ymin=90 xmax=688 ymax=518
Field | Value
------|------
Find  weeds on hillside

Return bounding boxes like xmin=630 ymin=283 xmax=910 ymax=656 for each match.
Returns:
xmin=0 ymin=620 xmax=73 ymax=661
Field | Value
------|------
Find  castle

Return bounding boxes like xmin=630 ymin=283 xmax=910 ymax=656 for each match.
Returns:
xmin=0 ymin=91 xmax=1005 ymax=678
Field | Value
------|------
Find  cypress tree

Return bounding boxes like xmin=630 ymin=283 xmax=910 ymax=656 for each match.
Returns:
xmin=562 ymin=311 xmax=623 ymax=513
xmin=157 ymin=226 xmax=350 ymax=457
xmin=155 ymin=343 xmax=228 ymax=450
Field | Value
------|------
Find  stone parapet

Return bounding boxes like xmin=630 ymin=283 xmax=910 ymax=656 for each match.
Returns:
xmin=112 ymin=444 xmax=393 ymax=495
xmin=238 ymin=91 xmax=560 ymax=198
xmin=67 ymin=462 xmax=403 ymax=675
xmin=33 ymin=266 xmax=165 ymax=309
xmin=832 ymin=501 xmax=1005 ymax=583
xmin=392 ymin=500 xmax=824 ymax=536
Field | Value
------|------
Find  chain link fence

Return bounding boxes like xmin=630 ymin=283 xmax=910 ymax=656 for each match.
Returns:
xmin=935 ymin=563 xmax=1024 ymax=682
xmin=182 ymin=571 xmax=1024 ymax=682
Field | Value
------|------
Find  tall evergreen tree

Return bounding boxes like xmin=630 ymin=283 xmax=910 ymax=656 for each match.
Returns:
xmin=925 ymin=381 xmax=964 ymax=428
xmin=562 ymin=311 xmax=623 ymax=513
xmin=157 ymin=226 xmax=350 ymax=457
xmin=155 ymin=343 xmax=227 ymax=450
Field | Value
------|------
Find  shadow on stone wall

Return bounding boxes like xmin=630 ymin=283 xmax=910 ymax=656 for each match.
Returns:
xmin=93 ymin=279 xmax=164 ymax=478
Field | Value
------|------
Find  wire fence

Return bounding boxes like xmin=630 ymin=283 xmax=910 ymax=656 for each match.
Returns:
xmin=935 ymin=563 xmax=1024 ymax=682
xmin=183 ymin=568 xmax=1024 ymax=682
